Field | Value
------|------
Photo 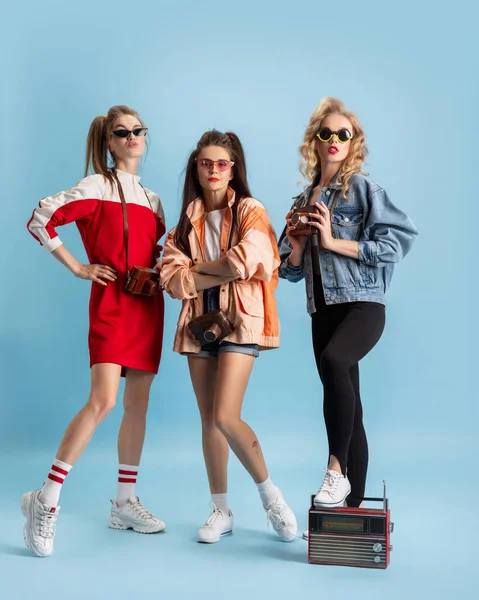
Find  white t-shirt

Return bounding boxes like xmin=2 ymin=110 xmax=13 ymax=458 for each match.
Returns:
xmin=204 ymin=208 xmax=226 ymax=262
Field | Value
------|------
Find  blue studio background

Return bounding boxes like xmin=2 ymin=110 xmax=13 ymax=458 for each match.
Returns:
xmin=1 ymin=0 xmax=476 ymax=598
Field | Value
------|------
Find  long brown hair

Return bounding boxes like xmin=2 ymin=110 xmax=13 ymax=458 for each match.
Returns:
xmin=174 ymin=130 xmax=252 ymax=257
xmin=84 ymin=105 xmax=146 ymax=187
xmin=299 ymin=97 xmax=368 ymax=198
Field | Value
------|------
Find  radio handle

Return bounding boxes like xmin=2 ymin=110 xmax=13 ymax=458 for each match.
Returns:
xmin=343 ymin=495 xmax=387 ymax=508
xmin=346 ymin=494 xmax=389 ymax=511
xmin=310 ymin=495 xmax=389 ymax=511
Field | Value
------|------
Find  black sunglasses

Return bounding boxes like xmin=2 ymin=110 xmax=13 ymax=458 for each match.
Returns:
xmin=112 ymin=127 xmax=148 ymax=138
xmin=317 ymin=127 xmax=353 ymax=144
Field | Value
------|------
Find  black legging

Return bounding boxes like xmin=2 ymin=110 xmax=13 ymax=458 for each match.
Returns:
xmin=312 ymin=276 xmax=385 ymax=507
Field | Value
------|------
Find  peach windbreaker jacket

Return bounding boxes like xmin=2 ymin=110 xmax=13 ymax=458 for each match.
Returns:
xmin=160 ymin=188 xmax=280 ymax=354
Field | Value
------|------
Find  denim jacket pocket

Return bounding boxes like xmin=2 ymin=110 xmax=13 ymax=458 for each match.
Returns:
xmin=330 ymin=253 xmax=365 ymax=288
xmin=360 ymin=261 xmax=383 ymax=287
xmin=235 ymin=281 xmax=264 ymax=318
xmin=331 ymin=210 xmax=363 ymax=241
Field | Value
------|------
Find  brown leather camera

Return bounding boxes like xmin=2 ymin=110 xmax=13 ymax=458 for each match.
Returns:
xmin=289 ymin=205 xmax=319 ymax=236
xmin=125 ymin=267 xmax=160 ymax=296
xmin=188 ymin=309 xmax=234 ymax=346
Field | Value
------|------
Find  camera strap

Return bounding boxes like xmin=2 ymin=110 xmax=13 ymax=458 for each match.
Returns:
xmin=113 ymin=170 xmax=153 ymax=279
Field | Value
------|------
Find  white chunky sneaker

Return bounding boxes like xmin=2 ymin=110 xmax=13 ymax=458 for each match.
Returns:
xmin=314 ymin=469 xmax=351 ymax=508
xmin=108 ymin=496 xmax=166 ymax=534
xmin=197 ymin=503 xmax=233 ymax=543
xmin=264 ymin=494 xmax=297 ymax=542
xmin=21 ymin=489 xmax=59 ymax=558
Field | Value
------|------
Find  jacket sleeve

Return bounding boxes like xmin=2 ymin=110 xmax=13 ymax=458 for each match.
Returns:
xmin=358 ymin=188 xmax=418 ymax=267
xmin=277 ymin=200 xmax=305 ymax=283
xmin=27 ymin=175 xmax=104 ymax=252
xmin=159 ymin=230 xmax=198 ymax=300
xmin=226 ymin=200 xmax=280 ymax=282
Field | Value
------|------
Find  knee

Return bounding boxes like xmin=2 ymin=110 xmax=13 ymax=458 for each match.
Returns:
xmin=200 ymin=412 xmax=216 ymax=429
xmin=123 ymin=396 xmax=149 ymax=419
xmin=214 ymin=412 xmax=239 ymax=437
xmin=320 ymin=349 xmax=347 ymax=376
xmin=87 ymin=393 xmax=116 ymax=422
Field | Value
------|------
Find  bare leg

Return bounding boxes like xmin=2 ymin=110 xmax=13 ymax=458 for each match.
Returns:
xmin=188 ymin=356 xmax=229 ymax=494
xmin=22 ymin=364 xmax=124 ymax=558
xmin=117 ymin=369 xmax=155 ymax=466
xmin=189 ymin=352 xmax=297 ymax=543
xmin=56 ymin=363 xmax=122 ymax=465
xmin=214 ymin=352 xmax=268 ymax=484
xmin=328 ymin=454 xmax=342 ymax=473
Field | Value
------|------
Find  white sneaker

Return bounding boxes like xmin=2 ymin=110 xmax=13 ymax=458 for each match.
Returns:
xmin=264 ymin=494 xmax=297 ymax=542
xmin=197 ymin=503 xmax=233 ymax=543
xmin=313 ymin=469 xmax=351 ymax=508
xmin=21 ymin=489 xmax=59 ymax=558
xmin=108 ymin=496 xmax=166 ymax=534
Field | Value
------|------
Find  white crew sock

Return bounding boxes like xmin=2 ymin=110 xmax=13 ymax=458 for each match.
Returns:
xmin=211 ymin=493 xmax=229 ymax=513
xmin=256 ymin=476 xmax=280 ymax=507
xmin=116 ymin=464 xmax=139 ymax=505
xmin=39 ymin=458 xmax=73 ymax=507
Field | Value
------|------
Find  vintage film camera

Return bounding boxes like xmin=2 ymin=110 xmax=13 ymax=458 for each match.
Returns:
xmin=125 ymin=266 xmax=160 ymax=296
xmin=188 ymin=309 xmax=234 ymax=345
xmin=289 ymin=205 xmax=320 ymax=236
xmin=307 ymin=481 xmax=394 ymax=569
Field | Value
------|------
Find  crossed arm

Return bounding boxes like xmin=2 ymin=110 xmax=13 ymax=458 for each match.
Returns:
xmin=158 ymin=255 xmax=238 ymax=293
xmin=190 ymin=256 xmax=238 ymax=291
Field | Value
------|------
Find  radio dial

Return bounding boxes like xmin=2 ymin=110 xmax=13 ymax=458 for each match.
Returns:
xmin=373 ymin=543 xmax=383 ymax=553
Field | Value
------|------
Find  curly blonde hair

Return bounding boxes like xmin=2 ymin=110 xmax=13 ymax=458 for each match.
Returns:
xmin=299 ymin=97 xmax=368 ymax=199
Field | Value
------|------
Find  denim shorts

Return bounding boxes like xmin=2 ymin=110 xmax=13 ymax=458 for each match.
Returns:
xmin=182 ymin=287 xmax=260 ymax=358
xmin=182 ymin=341 xmax=259 ymax=359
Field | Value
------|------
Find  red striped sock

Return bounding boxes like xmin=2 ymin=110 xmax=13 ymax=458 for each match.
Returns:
xmin=39 ymin=458 xmax=72 ymax=507
xmin=116 ymin=464 xmax=138 ymax=505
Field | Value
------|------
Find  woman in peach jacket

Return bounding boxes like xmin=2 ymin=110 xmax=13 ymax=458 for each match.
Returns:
xmin=160 ymin=130 xmax=297 ymax=545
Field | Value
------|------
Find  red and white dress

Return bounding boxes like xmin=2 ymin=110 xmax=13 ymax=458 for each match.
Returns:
xmin=27 ymin=169 xmax=165 ymax=374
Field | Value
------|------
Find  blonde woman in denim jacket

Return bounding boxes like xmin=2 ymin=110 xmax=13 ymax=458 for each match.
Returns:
xmin=161 ymin=130 xmax=297 ymax=544
xmin=278 ymin=98 xmax=417 ymax=521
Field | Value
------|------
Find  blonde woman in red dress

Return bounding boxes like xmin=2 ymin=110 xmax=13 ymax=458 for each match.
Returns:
xmin=22 ymin=105 xmax=166 ymax=557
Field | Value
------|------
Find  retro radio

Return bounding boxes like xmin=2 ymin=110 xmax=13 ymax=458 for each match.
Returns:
xmin=307 ymin=482 xmax=394 ymax=569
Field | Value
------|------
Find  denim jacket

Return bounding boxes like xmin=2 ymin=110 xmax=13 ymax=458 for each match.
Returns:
xmin=278 ymin=172 xmax=418 ymax=313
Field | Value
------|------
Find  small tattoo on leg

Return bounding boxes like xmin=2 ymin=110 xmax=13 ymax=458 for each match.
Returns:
xmin=252 ymin=440 xmax=260 ymax=458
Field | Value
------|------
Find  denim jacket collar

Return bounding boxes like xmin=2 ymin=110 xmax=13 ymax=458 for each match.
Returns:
xmin=295 ymin=170 xmax=342 ymax=201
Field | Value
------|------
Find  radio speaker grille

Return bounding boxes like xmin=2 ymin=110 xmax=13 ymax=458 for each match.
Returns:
xmin=309 ymin=533 xmax=388 ymax=568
